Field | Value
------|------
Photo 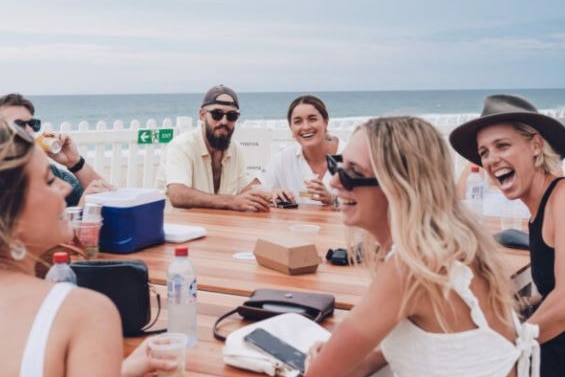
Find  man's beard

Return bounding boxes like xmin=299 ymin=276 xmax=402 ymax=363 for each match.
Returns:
xmin=205 ymin=121 xmax=234 ymax=151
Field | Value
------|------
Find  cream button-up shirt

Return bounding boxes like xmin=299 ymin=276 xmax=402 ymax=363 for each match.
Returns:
xmin=157 ymin=126 xmax=252 ymax=194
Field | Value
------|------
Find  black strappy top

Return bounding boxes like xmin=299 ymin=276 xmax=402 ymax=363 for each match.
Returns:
xmin=528 ymin=177 xmax=564 ymax=297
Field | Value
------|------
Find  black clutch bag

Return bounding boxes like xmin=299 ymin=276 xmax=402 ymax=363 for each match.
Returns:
xmin=70 ymin=260 xmax=164 ymax=336
xmin=213 ymin=288 xmax=335 ymax=340
xmin=494 ymin=229 xmax=530 ymax=250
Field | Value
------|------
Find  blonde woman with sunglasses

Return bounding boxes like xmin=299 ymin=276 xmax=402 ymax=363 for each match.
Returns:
xmin=304 ymin=117 xmax=538 ymax=377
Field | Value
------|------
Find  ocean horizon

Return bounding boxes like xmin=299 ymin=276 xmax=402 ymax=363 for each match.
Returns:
xmin=27 ymin=88 xmax=565 ymax=130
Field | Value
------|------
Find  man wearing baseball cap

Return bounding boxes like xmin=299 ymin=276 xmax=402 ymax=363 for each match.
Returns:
xmin=157 ymin=85 xmax=270 ymax=211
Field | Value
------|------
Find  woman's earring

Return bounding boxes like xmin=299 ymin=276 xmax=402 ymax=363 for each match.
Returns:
xmin=10 ymin=240 xmax=27 ymax=261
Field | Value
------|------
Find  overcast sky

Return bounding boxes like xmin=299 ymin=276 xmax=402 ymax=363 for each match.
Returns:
xmin=1 ymin=0 xmax=564 ymax=95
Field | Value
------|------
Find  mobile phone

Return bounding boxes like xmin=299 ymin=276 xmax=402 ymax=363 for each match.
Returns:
xmin=275 ymin=198 xmax=298 ymax=209
xmin=243 ymin=328 xmax=306 ymax=374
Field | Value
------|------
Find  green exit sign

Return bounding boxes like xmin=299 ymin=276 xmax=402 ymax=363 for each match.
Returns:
xmin=137 ymin=129 xmax=174 ymax=144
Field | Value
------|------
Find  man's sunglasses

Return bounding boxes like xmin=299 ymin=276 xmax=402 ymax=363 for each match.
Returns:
xmin=14 ymin=118 xmax=41 ymax=132
xmin=326 ymin=154 xmax=379 ymax=191
xmin=207 ymin=109 xmax=240 ymax=122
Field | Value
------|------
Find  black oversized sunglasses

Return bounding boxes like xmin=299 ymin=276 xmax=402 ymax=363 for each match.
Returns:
xmin=326 ymin=154 xmax=379 ymax=191
xmin=14 ymin=118 xmax=41 ymax=132
xmin=207 ymin=109 xmax=240 ymax=122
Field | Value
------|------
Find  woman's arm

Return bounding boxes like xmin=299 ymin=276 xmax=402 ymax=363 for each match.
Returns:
xmin=304 ymin=256 xmax=405 ymax=377
xmin=65 ymin=289 xmax=123 ymax=377
xmin=528 ymin=182 xmax=565 ymax=343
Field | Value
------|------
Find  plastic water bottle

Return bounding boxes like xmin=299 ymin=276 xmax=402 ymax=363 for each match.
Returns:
xmin=45 ymin=252 xmax=77 ymax=284
xmin=466 ymin=165 xmax=484 ymax=218
xmin=167 ymin=246 xmax=197 ymax=347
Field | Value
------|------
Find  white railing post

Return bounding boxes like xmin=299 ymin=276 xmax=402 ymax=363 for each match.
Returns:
xmin=94 ymin=121 xmax=107 ymax=174
xmin=142 ymin=119 xmax=157 ymax=188
xmin=110 ymin=120 xmax=125 ymax=186
xmin=127 ymin=120 xmax=141 ymax=188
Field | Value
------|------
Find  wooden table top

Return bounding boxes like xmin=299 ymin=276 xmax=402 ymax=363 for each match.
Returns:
xmin=100 ymin=206 xmax=530 ymax=310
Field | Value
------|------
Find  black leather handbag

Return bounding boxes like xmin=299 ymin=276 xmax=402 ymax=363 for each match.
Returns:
xmin=213 ymin=288 xmax=335 ymax=340
xmin=70 ymin=260 xmax=165 ymax=337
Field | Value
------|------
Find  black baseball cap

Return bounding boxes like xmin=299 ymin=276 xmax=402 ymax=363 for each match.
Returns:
xmin=201 ymin=85 xmax=239 ymax=109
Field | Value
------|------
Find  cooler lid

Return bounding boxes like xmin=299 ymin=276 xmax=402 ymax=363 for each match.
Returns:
xmin=85 ymin=188 xmax=165 ymax=208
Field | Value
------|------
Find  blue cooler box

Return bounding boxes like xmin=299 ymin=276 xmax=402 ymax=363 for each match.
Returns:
xmin=85 ymin=188 xmax=165 ymax=254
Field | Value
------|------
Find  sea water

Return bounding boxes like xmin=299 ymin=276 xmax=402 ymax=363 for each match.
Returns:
xmin=28 ymin=88 xmax=565 ymax=130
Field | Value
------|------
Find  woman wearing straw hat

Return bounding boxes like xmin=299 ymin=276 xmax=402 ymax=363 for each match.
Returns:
xmin=450 ymin=94 xmax=565 ymax=377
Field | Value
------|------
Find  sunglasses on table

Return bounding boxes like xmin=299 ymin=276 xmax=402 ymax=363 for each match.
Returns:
xmin=14 ymin=118 xmax=41 ymax=132
xmin=206 ymin=109 xmax=240 ymax=122
xmin=326 ymin=154 xmax=379 ymax=191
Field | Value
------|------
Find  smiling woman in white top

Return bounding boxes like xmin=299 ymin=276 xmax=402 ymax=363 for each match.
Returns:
xmin=255 ymin=95 xmax=344 ymax=206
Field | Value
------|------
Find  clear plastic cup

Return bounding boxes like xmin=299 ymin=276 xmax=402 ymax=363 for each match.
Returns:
xmin=72 ymin=220 xmax=103 ymax=258
xmin=300 ymin=172 xmax=318 ymax=199
xmin=288 ymin=223 xmax=320 ymax=242
xmin=148 ymin=333 xmax=188 ymax=377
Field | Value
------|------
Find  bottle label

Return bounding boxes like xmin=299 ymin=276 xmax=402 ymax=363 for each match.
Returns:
xmin=168 ymin=275 xmax=183 ymax=304
xmin=470 ymin=185 xmax=483 ymax=201
xmin=189 ymin=278 xmax=197 ymax=299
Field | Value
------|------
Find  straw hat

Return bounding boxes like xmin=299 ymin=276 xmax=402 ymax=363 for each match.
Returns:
xmin=449 ymin=94 xmax=565 ymax=166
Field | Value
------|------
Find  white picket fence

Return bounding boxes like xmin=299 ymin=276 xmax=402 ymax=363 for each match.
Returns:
xmin=43 ymin=111 xmax=565 ymax=189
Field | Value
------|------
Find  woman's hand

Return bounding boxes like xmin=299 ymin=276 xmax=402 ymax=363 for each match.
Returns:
xmin=78 ymin=179 xmax=116 ymax=206
xmin=272 ymin=189 xmax=296 ymax=206
xmin=305 ymin=178 xmax=336 ymax=206
xmin=305 ymin=341 xmax=325 ymax=373
xmin=121 ymin=337 xmax=179 ymax=377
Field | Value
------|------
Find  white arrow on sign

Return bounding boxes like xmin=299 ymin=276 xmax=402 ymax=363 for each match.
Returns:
xmin=140 ymin=131 xmax=150 ymax=142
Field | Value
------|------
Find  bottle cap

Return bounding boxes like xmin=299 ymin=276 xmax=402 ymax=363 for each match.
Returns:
xmin=471 ymin=165 xmax=480 ymax=173
xmin=175 ymin=246 xmax=189 ymax=257
xmin=52 ymin=251 xmax=70 ymax=264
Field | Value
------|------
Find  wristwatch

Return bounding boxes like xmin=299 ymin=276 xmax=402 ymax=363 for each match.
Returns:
xmin=68 ymin=156 xmax=85 ymax=173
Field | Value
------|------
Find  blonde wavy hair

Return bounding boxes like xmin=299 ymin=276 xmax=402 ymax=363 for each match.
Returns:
xmin=360 ymin=116 xmax=515 ymax=329
xmin=513 ymin=121 xmax=562 ymax=176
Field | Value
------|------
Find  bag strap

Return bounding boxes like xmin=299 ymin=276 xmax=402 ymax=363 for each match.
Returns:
xmin=212 ymin=307 xmax=324 ymax=341
xmin=130 ymin=284 xmax=166 ymax=337
xmin=213 ymin=308 xmax=239 ymax=341
xmin=36 ymin=243 xmax=88 ymax=279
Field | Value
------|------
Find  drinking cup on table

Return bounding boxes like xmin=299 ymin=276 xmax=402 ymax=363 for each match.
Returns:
xmin=64 ymin=206 xmax=83 ymax=222
xmin=299 ymin=172 xmax=318 ymax=199
xmin=83 ymin=203 xmax=102 ymax=222
xmin=148 ymin=333 xmax=188 ymax=377
xmin=72 ymin=220 xmax=103 ymax=259
xmin=289 ymin=223 xmax=320 ymax=244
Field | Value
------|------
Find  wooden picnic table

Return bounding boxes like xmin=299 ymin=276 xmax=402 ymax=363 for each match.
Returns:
xmin=100 ymin=205 xmax=531 ymax=310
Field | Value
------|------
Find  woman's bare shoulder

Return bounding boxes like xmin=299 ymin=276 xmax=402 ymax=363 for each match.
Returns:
xmin=63 ymin=286 xmax=120 ymax=319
